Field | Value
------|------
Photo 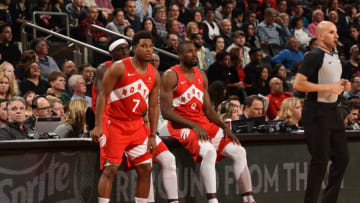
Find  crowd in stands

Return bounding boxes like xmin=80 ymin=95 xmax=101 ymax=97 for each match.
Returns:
xmin=1 ymin=0 xmax=360 ymax=139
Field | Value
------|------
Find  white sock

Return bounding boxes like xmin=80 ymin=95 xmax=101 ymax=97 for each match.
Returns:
xmin=243 ymin=195 xmax=255 ymax=203
xmin=155 ymin=151 xmax=179 ymax=199
xmin=98 ymin=197 xmax=110 ymax=203
xmin=199 ymin=141 xmax=217 ymax=194
xmin=147 ymin=171 xmax=155 ymax=202
xmin=208 ymin=198 xmax=219 ymax=203
xmin=135 ymin=197 xmax=148 ymax=203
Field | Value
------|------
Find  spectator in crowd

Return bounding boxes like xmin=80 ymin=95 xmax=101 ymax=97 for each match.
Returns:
xmin=343 ymin=76 xmax=360 ymax=99
xmin=124 ymin=0 xmax=141 ymax=31
xmin=211 ymin=36 xmax=225 ymax=58
xmin=142 ymin=17 xmax=163 ymax=48
xmin=23 ymin=90 xmax=35 ymax=119
xmin=241 ymin=23 xmax=261 ymax=49
xmin=215 ymin=0 xmax=234 ymax=25
xmin=0 ymin=98 xmax=7 ymax=125
xmin=240 ymin=95 xmax=264 ymax=120
xmin=47 ymin=71 xmax=71 ymax=104
xmin=158 ymin=33 xmax=179 ymax=73
xmin=228 ymin=95 xmax=243 ymax=117
xmin=166 ymin=17 xmax=184 ymax=43
xmin=153 ymin=4 xmax=167 ymax=40
xmin=136 ymin=0 xmax=153 ymax=22
xmin=220 ymin=19 xmax=233 ymax=49
xmin=33 ymin=0 xmax=54 ymax=33
xmin=0 ymin=71 xmax=16 ymax=99
xmin=187 ymin=0 xmax=203 ymax=14
xmin=244 ymin=48 xmax=263 ymax=85
xmin=279 ymin=12 xmax=290 ymax=28
xmin=175 ymin=0 xmax=192 ymax=25
xmin=291 ymin=3 xmax=309 ymax=28
xmin=256 ymin=8 xmax=291 ymax=47
xmin=275 ymin=97 xmax=302 ymax=128
xmin=67 ymin=0 xmax=87 ymax=28
xmin=246 ymin=66 xmax=270 ymax=96
xmin=344 ymin=101 xmax=360 ymax=130
xmin=226 ymin=30 xmax=251 ymax=68
xmin=15 ymin=50 xmax=38 ymax=81
xmin=30 ymin=38 xmax=60 ymax=80
xmin=326 ymin=0 xmax=348 ymax=43
xmin=243 ymin=10 xmax=258 ymax=28
xmin=342 ymin=45 xmax=360 ymax=80
xmin=51 ymin=0 xmax=67 ymax=32
xmin=105 ymin=8 xmax=130 ymax=35
xmin=19 ymin=62 xmax=50 ymax=96
xmin=271 ymin=37 xmax=304 ymax=72
xmin=304 ymin=37 xmax=318 ymax=55
xmin=48 ymin=96 xmax=64 ymax=118
xmin=185 ymin=21 xmax=199 ymax=41
xmin=9 ymin=0 xmax=31 ymax=41
xmin=202 ymin=7 xmax=220 ymax=46
xmin=32 ymin=95 xmax=53 ymax=118
xmin=344 ymin=25 xmax=360 ymax=59
xmin=69 ymin=74 xmax=91 ymax=106
xmin=218 ymin=100 xmax=239 ymax=121
xmin=190 ymin=32 xmax=214 ymax=71
xmin=208 ymin=80 xmax=227 ymax=110
xmin=229 ymin=47 xmax=247 ymax=102
xmin=0 ymin=61 xmax=14 ymax=79
xmin=167 ymin=4 xmax=186 ymax=39
xmin=124 ymin=26 xmax=135 ymax=39
xmin=291 ymin=17 xmax=312 ymax=50
xmin=266 ymin=77 xmax=293 ymax=120
xmin=150 ymin=53 xmax=160 ymax=71
xmin=307 ymin=9 xmax=324 ymax=37
xmin=54 ymin=98 xmax=89 ymax=138
xmin=62 ymin=60 xmax=77 ymax=96
xmin=277 ymin=0 xmax=287 ymax=13
xmin=79 ymin=64 xmax=94 ymax=97
xmin=78 ymin=6 xmax=108 ymax=65
xmin=0 ymin=96 xmax=27 ymax=140
xmin=271 ymin=64 xmax=290 ymax=91
xmin=192 ymin=10 xmax=203 ymax=34
xmin=231 ymin=8 xmax=244 ymax=32
xmin=0 ymin=23 xmax=21 ymax=66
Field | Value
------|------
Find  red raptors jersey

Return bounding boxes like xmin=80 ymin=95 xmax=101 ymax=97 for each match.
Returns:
xmin=106 ymin=57 xmax=155 ymax=120
xmin=171 ymin=65 xmax=207 ymax=123
xmin=92 ymin=61 xmax=113 ymax=111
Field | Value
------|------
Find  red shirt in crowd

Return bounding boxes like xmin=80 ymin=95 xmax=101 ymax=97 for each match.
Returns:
xmin=78 ymin=18 xmax=107 ymax=42
xmin=266 ymin=92 xmax=293 ymax=120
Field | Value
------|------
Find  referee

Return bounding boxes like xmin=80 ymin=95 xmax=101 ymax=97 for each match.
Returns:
xmin=293 ymin=21 xmax=351 ymax=203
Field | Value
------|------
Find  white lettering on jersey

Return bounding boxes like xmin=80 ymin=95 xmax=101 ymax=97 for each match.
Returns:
xmin=173 ymin=84 xmax=204 ymax=107
xmin=108 ymin=79 xmax=150 ymax=105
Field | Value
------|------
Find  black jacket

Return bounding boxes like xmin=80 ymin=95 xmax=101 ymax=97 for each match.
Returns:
xmin=0 ymin=121 xmax=27 ymax=140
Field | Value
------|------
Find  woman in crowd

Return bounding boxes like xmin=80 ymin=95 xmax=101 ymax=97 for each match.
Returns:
xmin=23 ymin=90 xmax=35 ymax=119
xmin=246 ymin=66 xmax=270 ymax=96
xmin=192 ymin=10 xmax=203 ymax=34
xmin=0 ymin=72 xmax=16 ymax=99
xmin=142 ymin=17 xmax=163 ymax=48
xmin=124 ymin=26 xmax=135 ymax=39
xmin=19 ymin=62 xmax=50 ymax=96
xmin=218 ymin=101 xmax=240 ymax=121
xmin=211 ymin=36 xmax=225 ymax=58
xmin=208 ymin=80 xmax=227 ymax=110
xmin=185 ymin=21 xmax=199 ymax=41
xmin=344 ymin=25 xmax=360 ymax=58
xmin=15 ymin=50 xmax=38 ymax=81
xmin=271 ymin=64 xmax=290 ymax=92
xmin=241 ymin=23 xmax=260 ymax=49
xmin=54 ymin=98 xmax=89 ymax=138
xmin=275 ymin=97 xmax=302 ymax=128
xmin=0 ymin=62 xmax=19 ymax=95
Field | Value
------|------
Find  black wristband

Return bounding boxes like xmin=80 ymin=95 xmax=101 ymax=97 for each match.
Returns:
xmin=150 ymin=134 xmax=156 ymax=138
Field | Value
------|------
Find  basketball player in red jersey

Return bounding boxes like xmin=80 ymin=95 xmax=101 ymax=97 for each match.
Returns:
xmin=91 ymin=31 xmax=159 ymax=203
xmin=93 ymin=37 xmax=179 ymax=203
xmin=160 ymin=41 xmax=256 ymax=203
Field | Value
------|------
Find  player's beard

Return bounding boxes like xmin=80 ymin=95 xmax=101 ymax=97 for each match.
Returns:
xmin=184 ymin=59 xmax=197 ymax=67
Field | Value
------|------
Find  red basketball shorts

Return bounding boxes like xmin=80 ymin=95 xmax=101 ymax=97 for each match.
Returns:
xmin=99 ymin=115 xmax=152 ymax=170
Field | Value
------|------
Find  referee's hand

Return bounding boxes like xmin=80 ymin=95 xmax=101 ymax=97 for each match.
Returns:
xmin=328 ymin=81 xmax=344 ymax=95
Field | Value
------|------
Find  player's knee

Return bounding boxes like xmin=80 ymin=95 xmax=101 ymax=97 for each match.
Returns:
xmin=199 ymin=142 xmax=217 ymax=161
xmin=161 ymin=152 xmax=177 ymax=172
xmin=234 ymin=145 xmax=247 ymax=160
xmin=102 ymin=165 xmax=119 ymax=179
xmin=136 ymin=163 xmax=152 ymax=178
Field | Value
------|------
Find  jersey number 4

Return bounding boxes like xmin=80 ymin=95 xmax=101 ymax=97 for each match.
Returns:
xmin=132 ymin=99 xmax=140 ymax=112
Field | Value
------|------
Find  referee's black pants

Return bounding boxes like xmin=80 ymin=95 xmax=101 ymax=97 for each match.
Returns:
xmin=302 ymin=101 xmax=349 ymax=203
